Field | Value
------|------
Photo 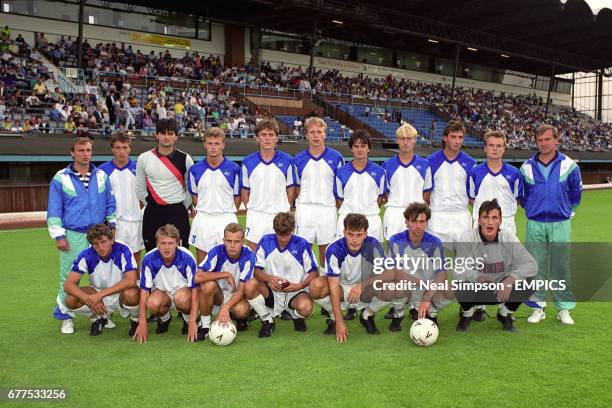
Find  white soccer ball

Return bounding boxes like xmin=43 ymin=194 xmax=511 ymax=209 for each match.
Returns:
xmin=409 ymin=318 xmax=439 ymax=347
xmin=209 ymin=320 xmax=237 ymax=346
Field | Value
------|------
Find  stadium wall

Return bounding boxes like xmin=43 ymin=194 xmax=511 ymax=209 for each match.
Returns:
xmin=0 ymin=14 xmax=226 ymax=59
xmin=261 ymin=49 xmax=571 ymax=106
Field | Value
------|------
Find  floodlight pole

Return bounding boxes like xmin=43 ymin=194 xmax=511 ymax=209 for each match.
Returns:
xmin=596 ymin=69 xmax=603 ymax=121
xmin=308 ymin=22 xmax=317 ymax=83
xmin=544 ymin=63 xmax=555 ymax=121
xmin=450 ymin=44 xmax=460 ymax=104
xmin=77 ymin=0 xmax=85 ymax=69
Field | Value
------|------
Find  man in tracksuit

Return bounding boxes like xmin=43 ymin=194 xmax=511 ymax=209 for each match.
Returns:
xmin=47 ymin=136 xmax=117 ymax=334
xmin=520 ymin=124 xmax=582 ymax=325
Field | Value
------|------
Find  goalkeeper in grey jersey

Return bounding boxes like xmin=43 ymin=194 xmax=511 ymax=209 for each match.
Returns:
xmin=454 ymin=199 xmax=537 ymax=332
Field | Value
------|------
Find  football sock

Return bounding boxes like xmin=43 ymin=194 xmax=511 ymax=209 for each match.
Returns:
xmin=391 ymin=299 xmax=407 ymax=318
xmin=462 ymin=307 xmax=475 ymax=318
xmin=499 ymin=304 xmax=510 ymax=317
xmin=160 ymin=312 xmax=171 ymax=322
xmin=315 ymin=296 xmax=334 ymax=321
xmin=121 ymin=304 xmax=139 ymax=322
xmin=247 ymin=294 xmax=273 ymax=323
xmin=201 ymin=315 xmax=211 ymax=328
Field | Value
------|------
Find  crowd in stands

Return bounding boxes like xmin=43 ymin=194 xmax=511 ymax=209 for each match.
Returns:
xmin=0 ymin=30 xmax=609 ymax=151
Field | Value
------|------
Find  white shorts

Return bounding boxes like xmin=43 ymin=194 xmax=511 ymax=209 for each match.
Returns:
xmin=383 ymin=207 xmax=408 ymax=240
xmin=472 ymin=216 xmax=516 ymax=236
xmin=337 ymin=213 xmax=383 ymax=243
xmin=116 ymin=219 xmax=144 ymax=253
xmin=190 ymin=212 xmax=238 ymax=252
xmin=245 ymin=210 xmax=277 ymax=244
xmin=295 ymin=204 xmax=337 ymax=245
xmin=264 ymin=283 xmax=310 ymax=317
xmin=428 ymin=210 xmax=472 ymax=248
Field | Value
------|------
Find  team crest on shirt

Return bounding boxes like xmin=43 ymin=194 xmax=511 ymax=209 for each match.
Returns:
xmin=506 ymin=174 xmax=512 ymax=180
xmin=278 ymin=163 xmax=284 ymax=167
xmin=291 ymin=249 xmax=298 ymax=255
xmin=370 ymin=171 xmax=377 ymax=176
xmin=224 ymin=171 xmax=230 ymax=176
xmin=328 ymin=160 xmax=334 ymax=164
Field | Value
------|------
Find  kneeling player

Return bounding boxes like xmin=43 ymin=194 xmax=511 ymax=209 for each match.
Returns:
xmin=388 ymin=203 xmax=454 ymax=328
xmin=309 ymin=213 xmax=391 ymax=342
xmin=196 ymin=223 xmax=256 ymax=339
xmin=245 ymin=212 xmax=318 ymax=338
xmin=455 ymin=199 xmax=537 ymax=332
xmin=64 ymin=224 xmax=139 ymax=336
xmin=132 ymin=224 xmax=201 ymax=343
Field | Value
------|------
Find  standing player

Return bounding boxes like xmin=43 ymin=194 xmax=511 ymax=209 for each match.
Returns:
xmin=64 ymin=224 xmax=139 ymax=336
xmin=293 ymin=116 xmax=344 ymax=267
xmin=47 ymin=136 xmax=116 ymax=334
xmin=241 ymin=119 xmax=296 ymax=251
xmin=188 ymin=127 xmax=241 ymax=263
xmin=135 ymin=118 xmax=194 ymax=252
xmin=520 ymin=125 xmax=582 ymax=325
xmin=244 ymin=212 xmax=318 ymax=338
xmin=196 ymin=223 xmax=256 ymax=338
xmin=99 ymin=134 xmax=144 ymax=261
xmin=309 ymin=214 xmax=390 ymax=342
xmin=382 ymin=122 xmax=432 ymax=240
xmin=426 ymin=121 xmax=481 ymax=320
xmin=335 ymin=130 xmax=386 ymax=242
xmin=388 ymin=203 xmax=454 ymax=327
xmin=132 ymin=224 xmax=201 ymax=343
xmin=468 ymin=130 xmax=522 ymax=235
xmin=426 ymin=121 xmax=476 ymax=245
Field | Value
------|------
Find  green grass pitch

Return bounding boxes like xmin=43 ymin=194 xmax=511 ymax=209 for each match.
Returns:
xmin=1 ymin=191 xmax=611 ymax=407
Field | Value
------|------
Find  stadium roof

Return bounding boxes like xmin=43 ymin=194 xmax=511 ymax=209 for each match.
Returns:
xmin=113 ymin=0 xmax=612 ymax=76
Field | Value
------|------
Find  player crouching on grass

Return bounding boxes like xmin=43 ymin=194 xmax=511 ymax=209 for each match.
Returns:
xmin=309 ymin=213 xmax=394 ymax=342
xmin=387 ymin=203 xmax=455 ymax=328
xmin=245 ymin=212 xmax=318 ymax=338
xmin=132 ymin=224 xmax=201 ymax=344
xmin=195 ymin=223 xmax=256 ymax=339
xmin=64 ymin=224 xmax=139 ymax=336
xmin=454 ymin=199 xmax=537 ymax=332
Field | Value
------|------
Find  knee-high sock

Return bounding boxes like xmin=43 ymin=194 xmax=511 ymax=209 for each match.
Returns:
xmin=429 ymin=296 xmax=453 ymax=315
xmin=315 ymin=296 xmax=334 ymax=320
xmin=121 ymin=304 xmax=139 ymax=322
xmin=391 ymin=298 xmax=408 ymax=318
xmin=364 ymin=296 xmax=387 ymax=318
xmin=247 ymin=295 xmax=273 ymax=323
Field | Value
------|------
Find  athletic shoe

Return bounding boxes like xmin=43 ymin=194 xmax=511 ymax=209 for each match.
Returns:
xmin=359 ymin=311 xmax=380 ymax=335
xmin=324 ymin=319 xmax=336 ymax=335
xmin=384 ymin=307 xmax=395 ymax=320
xmin=181 ymin=319 xmax=189 ymax=335
xmin=128 ymin=320 xmax=139 ymax=337
xmin=409 ymin=308 xmax=418 ymax=321
xmin=474 ymin=305 xmax=487 ymax=322
xmin=258 ymin=320 xmax=275 ymax=338
xmin=527 ymin=308 xmax=546 ymax=323
xmin=235 ymin=319 xmax=248 ymax=332
xmin=344 ymin=307 xmax=357 ymax=321
xmin=90 ymin=317 xmax=108 ymax=336
xmin=105 ymin=318 xmax=116 ymax=329
xmin=497 ymin=312 xmax=516 ymax=332
xmin=557 ymin=310 xmax=575 ymax=325
xmin=61 ymin=319 xmax=74 ymax=335
xmin=321 ymin=308 xmax=330 ymax=317
xmin=195 ymin=327 xmax=209 ymax=342
xmin=292 ymin=318 xmax=307 ymax=332
xmin=155 ymin=315 xmax=172 ymax=334
xmin=456 ymin=316 xmax=472 ymax=332
xmin=280 ymin=310 xmax=292 ymax=321
xmin=389 ymin=316 xmax=404 ymax=332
